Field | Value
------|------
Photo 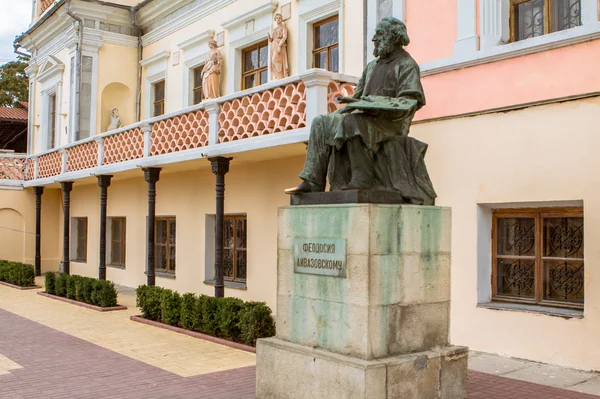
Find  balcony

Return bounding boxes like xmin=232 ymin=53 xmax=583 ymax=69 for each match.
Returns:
xmin=0 ymin=70 xmax=357 ymax=188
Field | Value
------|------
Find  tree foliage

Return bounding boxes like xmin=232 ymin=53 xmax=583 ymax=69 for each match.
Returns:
xmin=0 ymin=58 xmax=29 ymax=107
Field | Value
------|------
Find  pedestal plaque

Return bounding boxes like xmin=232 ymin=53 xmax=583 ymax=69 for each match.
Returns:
xmin=256 ymin=204 xmax=467 ymax=398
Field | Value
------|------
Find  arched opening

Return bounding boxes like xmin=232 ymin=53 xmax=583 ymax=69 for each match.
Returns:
xmin=0 ymin=208 xmax=25 ymax=263
xmin=100 ymin=83 xmax=134 ymax=133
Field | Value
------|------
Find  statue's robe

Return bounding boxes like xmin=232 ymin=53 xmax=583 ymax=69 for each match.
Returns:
xmin=299 ymin=49 xmax=437 ymax=205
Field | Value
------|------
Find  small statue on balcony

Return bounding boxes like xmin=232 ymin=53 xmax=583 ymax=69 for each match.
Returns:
xmin=268 ymin=13 xmax=289 ymax=80
xmin=202 ymin=39 xmax=222 ymax=99
xmin=106 ymin=108 xmax=122 ymax=132
xmin=285 ymin=17 xmax=436 ymax=205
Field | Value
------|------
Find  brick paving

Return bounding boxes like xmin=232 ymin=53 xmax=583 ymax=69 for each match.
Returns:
xmin=1 ymin=307 xmax=598 ymax=398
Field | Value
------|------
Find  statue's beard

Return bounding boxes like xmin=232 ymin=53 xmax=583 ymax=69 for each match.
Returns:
xmin=373 ymin=40 xmax=397 ymax=59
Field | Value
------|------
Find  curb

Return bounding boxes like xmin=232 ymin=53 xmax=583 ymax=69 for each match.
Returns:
xmin=37 ymin=292 xmax=128 ymax=312
xmin=130 ymin=315 xmax=256 ymax=354
xmin=0 ymin=281 xmax=42 ymax=290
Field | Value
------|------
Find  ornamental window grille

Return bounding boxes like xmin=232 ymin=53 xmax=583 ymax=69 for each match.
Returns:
xmin=155 ymin=217 xmax=176 ymax=274
xmin=511 ymin=0 xmax=581 ymax=42
xmin=242 ymin=41 xmax=269 ymax=90
xmin=110 ymin=218 xmax=126 ymax=267
xmin=492 ymin=208 xmax=584 ymax=309
xmin=223 ymin=215 xmax=247 ymax=282
xmin=313 ymin=15 xmax=339 ymax=72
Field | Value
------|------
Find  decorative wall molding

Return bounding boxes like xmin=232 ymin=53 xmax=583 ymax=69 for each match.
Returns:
xmin=140 ymin=50 xmax=171 ymax=67
xmin=454 ymin=0 xmax=479 ymax=56
xmin=221 ymin=0 xmax=278 ymax=29
xmin=177 ymin=29 xmax=215 ymax=51
xmin=37 ymin=55 xmax=65 ymax=83
xmin=297 ymin=0 xmax=342 ymax=73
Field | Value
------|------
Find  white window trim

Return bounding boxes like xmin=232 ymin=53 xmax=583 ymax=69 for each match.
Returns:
xmin=70 ymin=216 xmax=88 ymax=263
xmin=430 ymin=0 xmax=600 ymax=76
xmin=366 ymin=0 xmax=406 ymax=63
xmin=297 ymin=0 xmax=343 ymax=74
xmin=40 ymin=83 xmax=62 ymax=152
xmin=222 ymin=0 xmax=278 ymax=93
xmin=83 ymin=49 xmax=100 ymax=138
xmin=141 ymin=50 xmax=170 ymax=118
xmin=107 ymin=216 xmax=126 ymax=267
xmin=178 ymin=29 xmax=214 ymax=107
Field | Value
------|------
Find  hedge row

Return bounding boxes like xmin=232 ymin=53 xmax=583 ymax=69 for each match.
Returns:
xmin=136 ymin=285 xmax=276 ymax=347
xmin=0 ymin=260 xmax=35 ymax=287
xmin=45 ymin=273 xmax=118 ymax=308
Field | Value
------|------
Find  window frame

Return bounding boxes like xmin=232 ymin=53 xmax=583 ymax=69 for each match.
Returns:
xmin=153 ymin=80 xmax=165 ymax=117
xmin=241 ymin=41 xmax=269 ymax=90
xmin=509 ymin=0 xmax=582 ymax=42
xmin=110 ymin=217 xmax=126 ymax=267
xmin=312 ymin=15 xmax=340 ymax=72
xmin=49 ymin=94 xmax=57 ymax=149
xmin=491 ymin=207 xmax=584 ymax=310
xmin=192 ymin=65 xmax=204 ymax=105
xmin=75 ymin=217 xmax=88 ymax=262
xmin=155 ymin=217 xmax=176 ymax=274
xmin=223 ymin=214 xmax=247 ymax=283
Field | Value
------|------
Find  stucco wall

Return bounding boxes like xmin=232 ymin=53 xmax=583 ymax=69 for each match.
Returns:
xmin=412 ymin=96 xmax=600 ymax=371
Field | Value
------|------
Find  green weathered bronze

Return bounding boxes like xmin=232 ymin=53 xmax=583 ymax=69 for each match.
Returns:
xmin=285 ymin=17 xmax=436 ymax=205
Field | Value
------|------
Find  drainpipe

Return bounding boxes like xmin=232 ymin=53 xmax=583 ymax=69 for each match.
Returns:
xmin=13 ymin=44 xmax=31 ymax=60
xmin=131 ymin=7 xmax=143 ymax=122
xmin=66 ymin=0 xmax=83 ymax=141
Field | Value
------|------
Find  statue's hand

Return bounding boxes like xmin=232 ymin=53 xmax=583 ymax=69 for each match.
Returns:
xmin=336 ymin=96 xmax=358 ymax=104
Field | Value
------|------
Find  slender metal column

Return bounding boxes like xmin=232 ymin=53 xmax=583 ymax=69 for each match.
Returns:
xmin=61 ymin=182 xmax=74 ymax=274
xmin=209 ymin=157 xmax=232 ymax=298
xmin=34 ymin=187 xmax=44 ymax=277
xmin=97 ymin=175 xmax=113 ymax=280
xmin=143 ymin=168 xmax=161 ymax=286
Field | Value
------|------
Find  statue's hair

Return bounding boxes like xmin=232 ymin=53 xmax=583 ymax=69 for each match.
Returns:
xmin=378 ymin=17 xmax=410 ymax=47
xmin=208 ymin=39 xmax=218 ymax=47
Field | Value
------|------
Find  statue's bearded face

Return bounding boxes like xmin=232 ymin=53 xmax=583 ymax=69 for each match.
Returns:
xmin=372 ymin=28 xmax=400 ymax=59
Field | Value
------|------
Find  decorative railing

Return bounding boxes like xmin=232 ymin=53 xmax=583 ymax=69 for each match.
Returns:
xmin=40 ymin=0 xmax=54 ymax=13
xmin=2 ymin=70 xmax=358 ymax=184
xmin=0 ymin=155 xmax=27 ymax=181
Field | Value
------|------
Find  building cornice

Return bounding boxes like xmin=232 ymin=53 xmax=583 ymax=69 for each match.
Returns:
xmin=140 ymin=50 xmax=170 ymax=67
xmin=221 ymin=0 xmax=278 ymax=30
xmin=177 ymin=29 xmax=215 ymax=51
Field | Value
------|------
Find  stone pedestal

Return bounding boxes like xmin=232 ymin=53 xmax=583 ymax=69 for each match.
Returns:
xmin=256 ymin=204 xmax=467 ymax=399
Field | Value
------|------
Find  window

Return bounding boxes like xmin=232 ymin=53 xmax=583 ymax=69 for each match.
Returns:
xmin=510 ymin=0 xmax=581 ymax=42
xmin=153 ymin=80 xmax=165 ymax=117
xmin=492 ymin=208 xmax=584 ymax=309
xmin=242 ymin=41 xmax=269 ymax=90
xmin=49 ymin=94 xmax=56 ymax=148
xmin=313 ymin=15 xmax=339 ymax=72
xmin=223 ymin=215 xmax=247 ymax=282
xmin=110 ymin=218 xmax=126 ymax=267
xmin=75 ymin=218 xmax=88 ymax=262
xmin=193 ymin=65 xmax=204 ymax=105
xmin=155 ymin=217 xmax=176 ymax=274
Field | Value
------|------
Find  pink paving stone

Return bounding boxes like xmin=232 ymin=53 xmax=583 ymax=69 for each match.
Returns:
xmin=0 ymin=308 xmax=598 ymax=398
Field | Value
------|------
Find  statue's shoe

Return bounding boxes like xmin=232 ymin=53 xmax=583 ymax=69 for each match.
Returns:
xmin=284 ymin=180 xmax=316 ymax=194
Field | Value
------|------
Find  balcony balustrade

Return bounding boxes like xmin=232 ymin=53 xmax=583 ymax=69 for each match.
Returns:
xmin=0 ymin=70 xmax=357 ymax=186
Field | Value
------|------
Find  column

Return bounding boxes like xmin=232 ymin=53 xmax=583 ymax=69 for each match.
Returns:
xmin=480 ymin=0 xmax=505 ymax=50
xmin=143 ymin=168 xmax=161 ymax=286
xmin=454 ymin=0 xmax=479 ymax=56
xmin=299 ymin=70 xmax=332 ymax=127
xmin=34 ymin=187 xmax=44 ymax=277
xmin=209 ymin=157 xmax=232 ymax=298
xmin=581 ymin=0 xmax=600 ymax=25
xmin=97 ymin=175 xmax=113 ymax=280
xmin=204 ymin=101 xmax=221 ymax=146
xmin=61 ymin=182 xmax=74 ymax=274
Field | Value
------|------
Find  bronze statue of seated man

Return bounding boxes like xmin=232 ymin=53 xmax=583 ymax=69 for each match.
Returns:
xmin=285 ymin=17 xmax=436 ymax=205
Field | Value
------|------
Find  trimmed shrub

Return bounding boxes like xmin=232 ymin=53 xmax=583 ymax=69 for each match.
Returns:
xmin=239 ymin=301 xmax=276 ymax=346
xmin=91 ymin=280 xmax=118 ymax=308
xmin=201 ymin=295 xmax=219 ymax=335
xmin=65 ymin=275 xmax=76 ymax=300
xmin=137 ymin=285 xmax=163 ymax=321
xmin=216 ymin=297 xmax=244 ymax=340
xmin=54 ymin=273 xmax=68 ymax=297
xmin=45 ymin=272 xmax=56 ymax=294
xmin=180 ymin=293 xmax=199 ymax=331
xmin=75 ymin=277 xmax=94 ymax=304
xmin=161 ymin=289 xmax=182 ymax=326
xmin=0 ymin=261 xmax=35 ymax=287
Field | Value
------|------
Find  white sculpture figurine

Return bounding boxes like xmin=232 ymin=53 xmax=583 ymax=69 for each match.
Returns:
xmin=107 ymin=108 xmax=122 ymax=132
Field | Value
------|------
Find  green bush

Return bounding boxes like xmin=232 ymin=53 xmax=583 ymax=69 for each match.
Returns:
xmin=91 ymin=280 xmax=118 ymax=308
xmin=137 ymin=285 xmax=163 ymax=321
xmin=54 ymin=273 xmax=68 ymax=297
xmin=65 ymin=275 xmax=76 ymax=300
xmin=239 ymin=301 xmax=276 ymax=346
xmin=216 ymin=297 xmax=244 ymax=340
xmin=201 ymin=295 xmax=219 ymax=335
xmin=0 ymin=261 xmax=35 ymax=287
xmin=44 ymin=272 xmax=56 ymax=294
xmin=161 ymin=289 xmax=182 ymax=326
xmin=180 ymin=293 xmax=199 ymax=331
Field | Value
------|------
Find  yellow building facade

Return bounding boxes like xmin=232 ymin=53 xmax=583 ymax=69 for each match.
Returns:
xmin=2 ymin=0 xmax=600 ymax=371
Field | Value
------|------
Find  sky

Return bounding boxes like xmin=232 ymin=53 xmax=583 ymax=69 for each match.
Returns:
xmin=0 ymin=0 xmax=32 ymax=64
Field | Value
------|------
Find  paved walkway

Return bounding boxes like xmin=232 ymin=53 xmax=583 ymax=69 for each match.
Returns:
xmin=0 ymin=279 xmax=598 ymax=398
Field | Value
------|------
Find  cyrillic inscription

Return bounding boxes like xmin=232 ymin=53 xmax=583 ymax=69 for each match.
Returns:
xmin=294 ymin=238 xmax=347 ymax=278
